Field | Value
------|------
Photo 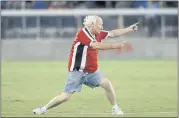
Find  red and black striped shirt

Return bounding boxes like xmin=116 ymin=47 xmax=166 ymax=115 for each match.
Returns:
xmin=68 ymin=27 xmax=108 ymax=73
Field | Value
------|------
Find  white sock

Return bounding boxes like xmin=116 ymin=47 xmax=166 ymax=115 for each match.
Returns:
xmin=112 ymin=104 xmax=119 ymax=109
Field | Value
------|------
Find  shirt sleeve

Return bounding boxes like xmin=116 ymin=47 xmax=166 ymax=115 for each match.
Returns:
xmin=99 ymin=30 xmax=109 ymax=41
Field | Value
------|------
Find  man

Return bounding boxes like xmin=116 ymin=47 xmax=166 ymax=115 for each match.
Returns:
xmin=33 ymin=15 xmax=138 ymax=115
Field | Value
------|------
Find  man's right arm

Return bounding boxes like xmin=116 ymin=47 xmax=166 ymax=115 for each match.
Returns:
xmin=91 ymin=41 xmax=127 ymax=50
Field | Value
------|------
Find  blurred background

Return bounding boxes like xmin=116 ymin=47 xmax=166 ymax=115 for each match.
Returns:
xmin=1 ymin=0 xmax=178 ymax=60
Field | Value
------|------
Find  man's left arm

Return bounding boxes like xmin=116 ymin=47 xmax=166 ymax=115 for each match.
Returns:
xmin=108 ymin=22 xmax=139 ymax=38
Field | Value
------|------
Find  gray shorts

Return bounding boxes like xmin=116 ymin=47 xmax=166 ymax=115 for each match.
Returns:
xmin=63 ymin=70 xmax=104 ymax=93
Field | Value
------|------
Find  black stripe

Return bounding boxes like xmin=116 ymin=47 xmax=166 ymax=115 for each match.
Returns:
xmin=85 ymin=28 xmax=96 ymax=42
xmin=73 ymin=44 xmax=85 ymax=71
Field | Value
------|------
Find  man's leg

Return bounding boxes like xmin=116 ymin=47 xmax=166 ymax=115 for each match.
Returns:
xmin=33 ymin=92 xmax=73 ymax=114
xmin=98 ymin=78 xmax=123 ymax=115
xmin=44 ymin=92 xmax=73 ymax=110
xmin=33 ymin=71 xmax=85 ymax=114
xmin=99 ymin=78 xmax=116 ymax=105
xmin=84 ymin=71 xmax=123 ymax=115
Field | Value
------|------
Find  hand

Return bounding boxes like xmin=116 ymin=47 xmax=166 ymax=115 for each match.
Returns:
xmin=117 ymin=41 xmax=133 ymax=53
xmin=128 ymin=22 xmax=139 ymax=32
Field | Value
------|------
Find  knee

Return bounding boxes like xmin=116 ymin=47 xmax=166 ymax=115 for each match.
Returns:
xmin=60 ymin=92 xmax=71 ymax=102
xmin=103 ymin=78 xmax=112 ymax=85
xmin=99 ymin=78 xmax=112 ymax=91
xmin=63 ymin=96 xmax=70 ymax=102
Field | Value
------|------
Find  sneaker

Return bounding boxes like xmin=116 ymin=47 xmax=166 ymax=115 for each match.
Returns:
xmin=33 ymin=107 xmax=47 ymax=114
xmin=112 ymin=107 xmax=124 ymax=115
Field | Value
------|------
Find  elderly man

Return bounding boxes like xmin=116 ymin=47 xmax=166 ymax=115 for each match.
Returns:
xmin=33 ymin=15 xmax=138 ymax=115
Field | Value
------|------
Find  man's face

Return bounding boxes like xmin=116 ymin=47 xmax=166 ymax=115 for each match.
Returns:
xmin=92 ymin=18 xmax=103 ymax=34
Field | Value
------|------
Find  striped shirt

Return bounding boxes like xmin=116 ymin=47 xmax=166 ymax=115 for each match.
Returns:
xmin=68 ymin=27 xmax=108 ymax=73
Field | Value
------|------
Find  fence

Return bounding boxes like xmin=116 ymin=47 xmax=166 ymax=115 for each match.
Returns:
xmin=1 ymin=9 xmax=178 ymax=40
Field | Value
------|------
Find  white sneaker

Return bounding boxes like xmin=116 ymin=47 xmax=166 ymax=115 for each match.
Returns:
xmin=33 ymin=107 xmax=47 ymax=114
xmin=112 ymin=107 xmax=124 ymax=115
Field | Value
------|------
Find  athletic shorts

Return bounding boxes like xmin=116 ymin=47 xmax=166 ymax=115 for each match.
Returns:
xmin=63 ymin=70 xmax=104 ymax=93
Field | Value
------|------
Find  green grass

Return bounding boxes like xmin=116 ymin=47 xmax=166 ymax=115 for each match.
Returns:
xmin=2 ymin=60 xmax=177 ymax=117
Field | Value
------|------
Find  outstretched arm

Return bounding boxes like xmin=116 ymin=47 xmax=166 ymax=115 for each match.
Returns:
xmin=91 ymin=41 xmax=130 ymax=50
xmin=108 ymin=22 xmax=139 ymax=37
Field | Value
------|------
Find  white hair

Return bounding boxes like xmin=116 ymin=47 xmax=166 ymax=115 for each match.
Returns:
xmin=83 ymin=15 xmax=102 ymax=27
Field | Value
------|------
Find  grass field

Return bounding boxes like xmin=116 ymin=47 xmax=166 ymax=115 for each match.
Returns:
xmin=2 ymin=60 xmax=177 ymax=117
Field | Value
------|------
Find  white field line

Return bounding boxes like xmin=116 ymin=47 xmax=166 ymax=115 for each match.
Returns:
xmin=2 ymin=111 xmax=177 ymax=115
